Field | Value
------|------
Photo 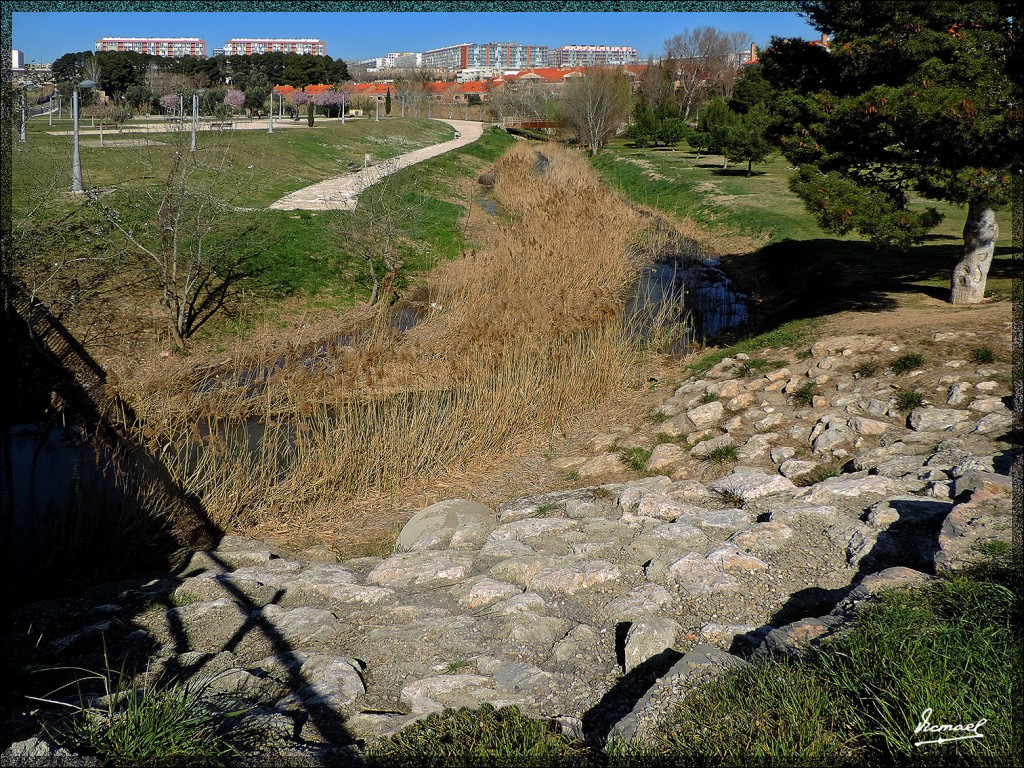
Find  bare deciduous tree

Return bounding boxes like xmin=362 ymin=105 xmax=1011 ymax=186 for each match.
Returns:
xmin=342 ymin=158 xmax=433 ymax=308
xmin=559 ymin=69 xmax=633 ymax=156
xmin=664 ymin=27 xmax=749 ymax=120
xmin=87 ymin=133 xmax=257 ymax=348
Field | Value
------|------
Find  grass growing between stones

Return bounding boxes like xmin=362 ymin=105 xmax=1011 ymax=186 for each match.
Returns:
xmin=685 ymin=318 xmax=819 ymax=378
xmin=969 ymin=345 xmax=997 ymax=364
xmin=793 ymin=462 xmax=842 ymax=488
xmin=41 ymin=665 xmax=246 ymax=767
xmin=890 ymin=353 xmax=926 ymax=375
xmin=365 ymin=704 xmax=599 ymax=767
xmin=620 ymin=447 xmax=654 ymax=473
xmin=707 ymin=444 xmax=739 ymax=465
xmin=896 ymin=389 xmax=926 ymax=412
xmin=639 ymin=557 xmax=1019 ymax=766
xmin=854 ymin=361 xmax=880 ymax=378
xmin=790 ymin=382 xmax=817 ymax=407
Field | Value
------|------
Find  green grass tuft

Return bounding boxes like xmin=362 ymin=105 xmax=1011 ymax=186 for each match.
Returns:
xmin=707 ymin=443 xmax=739 ymax=465
xmin=969 ymin=345 xmax=997 ymax=364
xmin=619 ymin=447 xmax=653 ymax=473
xmin=529 ymin=503 xmax=561 ymax=518
xmin=853 ymin=361 xmax=879 ymax=378
xmin=647 ymin=558 xmax=1018 ymax=765
xmin=974 ymin=539 xmax=1010 ymax=557
xmin=791 ymin=382 xmax=817 ymax=406
xmin=895 ymin=388 xmax=926 ymax=412
xmin=366 ymin=704 xmax=598 ymax=767
xmin=698 ymin=392 xmax=719 ymax=404
xmin=890 ymin=353 xmax=925 ymax=374
xmin=49 ymin=668 xmax=244 ymax=766
xmin=794 ymin=462 xmax=842 ymax=487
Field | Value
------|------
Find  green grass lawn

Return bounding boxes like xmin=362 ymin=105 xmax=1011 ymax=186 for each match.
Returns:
xmin=15 ymin=116 xmax=456 ymax=210
xmin=10 ymin=117 xmax=513 ymax=347
xmin=592 ymin=138 xmax=1017 ymax=321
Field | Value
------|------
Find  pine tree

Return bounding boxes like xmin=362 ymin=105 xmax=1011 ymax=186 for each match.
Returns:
xmin=764 ymin=0 xmax=1018 ymax=304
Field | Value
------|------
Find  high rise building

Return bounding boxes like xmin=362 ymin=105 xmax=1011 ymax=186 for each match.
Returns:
xmin=420 ymin=42 xmax=548 ymax=71
xmin=223 ymin=38 xmax=326 ymax=56
xmin=548 ymin=45 xmax=639 ymax=67
xmin=95 ymin=37 xmax=206 ymax=57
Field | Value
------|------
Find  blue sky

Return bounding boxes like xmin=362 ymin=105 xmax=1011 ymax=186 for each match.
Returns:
xmin=12 ymin=10 xmax=820 ymax=64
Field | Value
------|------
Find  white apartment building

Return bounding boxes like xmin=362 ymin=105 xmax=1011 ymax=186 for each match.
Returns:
xmin=223 ymin=38 xmax=326 ymax=56
xmin=95 ymin=37 xmax=206 ymax=57
xmin=549 ymin=45 xmax=639 ymax=67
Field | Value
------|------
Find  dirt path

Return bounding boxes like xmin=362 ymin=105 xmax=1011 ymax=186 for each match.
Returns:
xmin=268 ymin=119 xmax=485 ymax=211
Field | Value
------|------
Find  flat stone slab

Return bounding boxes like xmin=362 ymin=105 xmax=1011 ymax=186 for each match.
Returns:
xmin=367 ymin=552 xmax=473 ymax=588
xmin=908 ymin=407 xmax=971 ymax=431
xmin=709 ymin=468 xmax=796 ymax=502
xmin=799 ymin=474 xmax=897 ymax=503
xmin=527 ymin=560 xmax=622 ymax=594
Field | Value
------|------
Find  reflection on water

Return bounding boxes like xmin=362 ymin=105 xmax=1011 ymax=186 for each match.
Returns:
xmin=625 ymin=244 xmax=748 ymax=352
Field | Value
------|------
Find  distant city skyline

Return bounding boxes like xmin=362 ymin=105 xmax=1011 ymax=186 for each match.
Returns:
xmin=11 ymin=9 xmax=820 ymax=65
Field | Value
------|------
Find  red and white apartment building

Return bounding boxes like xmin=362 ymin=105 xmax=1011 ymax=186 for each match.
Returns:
xmin=223 ymin=38 xmax=326 ymax=56
xmin=95 ymin=37 xmax=206 ymax=57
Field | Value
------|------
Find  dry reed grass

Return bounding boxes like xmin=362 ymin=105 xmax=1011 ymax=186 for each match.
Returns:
xmin=117 ymin=143 xmax=656 ymax=554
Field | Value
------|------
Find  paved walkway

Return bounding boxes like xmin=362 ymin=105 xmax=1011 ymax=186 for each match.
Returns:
xmin=268 ymin=119 xmax=485 ymax=211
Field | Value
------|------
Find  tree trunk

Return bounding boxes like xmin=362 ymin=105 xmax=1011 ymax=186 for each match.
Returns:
xmin=747 ymin=159 xmax=753 ymax=176
xmin=950 ymin=202 xmax=997 ymax=305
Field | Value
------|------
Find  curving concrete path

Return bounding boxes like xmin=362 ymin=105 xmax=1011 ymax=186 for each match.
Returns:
xmin=268 ymin=119 xmax=484 ymax=212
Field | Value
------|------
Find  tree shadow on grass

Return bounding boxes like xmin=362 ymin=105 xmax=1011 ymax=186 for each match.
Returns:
xmin=726 ymin=237 xmax=1017 ymax=334
xmin=710 ymin=167 xmax=770 ymax=177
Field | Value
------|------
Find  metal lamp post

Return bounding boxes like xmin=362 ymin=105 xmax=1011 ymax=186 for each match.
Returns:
xmin=71 ymin=80 xmax=98 ymax=193
xmin=341 ymin=92 xmax=346 ymax=124
xmin=190 ymin=88 xmax=207 ymax=151
xmin=19 ymin=91 xmax=27 ymax=143
xmin=375 ymin=95 xmax=380 ymax=122
xmin=269 ymin=91 xmax=275 ymax=133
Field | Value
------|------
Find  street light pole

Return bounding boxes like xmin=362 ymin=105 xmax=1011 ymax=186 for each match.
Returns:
xmin=19 ymin=91 xmax=27 ymax=143
xmin=189 ymin=89 xmax=206 ymax=151
xmin=70 ymin=80 xmax=97 ymax=192
xmin=375 ymin=95 xmax=379 ymax=122
xmin=341 ymin=92 xmax=346 ymax=124
xmin=268 ymin=92 xmax=274 ymax=133
xmin=191 ymin=92 xmax=199 ymax=150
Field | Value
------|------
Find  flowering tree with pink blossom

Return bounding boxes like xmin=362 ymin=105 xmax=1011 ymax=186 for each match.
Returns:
xmin=160 ymin=94 xmax=179 ymax=113
xmin=312 ymin=90 xmax=345 ymax=118
xmin=290 ymin=91 xmax=309 ymax=107
xmin=224 ymin=89 xmax=245 ymax=113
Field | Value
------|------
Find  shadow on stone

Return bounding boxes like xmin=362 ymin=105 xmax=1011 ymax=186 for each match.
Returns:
xmin=580 ymin=647 xmax=682 ymax=747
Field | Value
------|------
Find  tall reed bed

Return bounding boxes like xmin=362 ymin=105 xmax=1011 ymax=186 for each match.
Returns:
xmin=122 ymin=143 xmax=650 ymax=553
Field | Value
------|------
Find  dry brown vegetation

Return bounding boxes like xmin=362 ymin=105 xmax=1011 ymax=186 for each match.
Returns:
xmin=114 ymin=143 xmax=659 ymax=554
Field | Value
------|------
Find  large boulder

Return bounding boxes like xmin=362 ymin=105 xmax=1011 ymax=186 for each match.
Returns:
xmin=396 ymin=499 xmax=497 ymax=552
